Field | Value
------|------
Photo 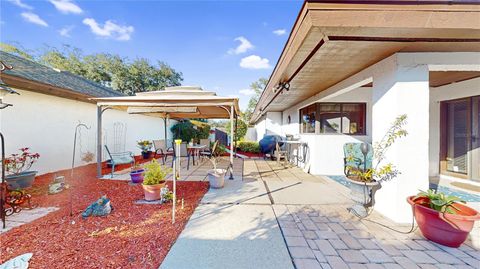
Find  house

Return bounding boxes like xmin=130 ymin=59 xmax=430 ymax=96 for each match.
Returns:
xmin=0 ymin=51 xmax=169 ymax=174
xmin=251 ymin=0 xmax=480 ymax=223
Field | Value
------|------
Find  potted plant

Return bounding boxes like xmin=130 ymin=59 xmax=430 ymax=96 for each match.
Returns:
xmin=207 ymin=156 xmax=226 ymax=189
xmin=407 ymin=189 xmax=480 ymax=248
xmin=345 ymin=115 xmax=408 ymax=217
xmin=129 ymin=162 xmax=144 ymax=184
xmin=137 ymin=140 xmax=153 ymax=159
xmin=4 ymin=148 xmax=40 ymax=189
xmin=142 ymin=159 xmax=171 ymax=201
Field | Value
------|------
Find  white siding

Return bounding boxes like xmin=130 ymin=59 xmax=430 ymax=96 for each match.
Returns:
xmin=2 ymin=88 xmax=171 ymax=175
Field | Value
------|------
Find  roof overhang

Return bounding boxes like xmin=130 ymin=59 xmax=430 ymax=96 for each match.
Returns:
xmin=251 ymin=0 xmax=480 ymax=123
xmin=92 ymin=86 xmax=240 ymax=119
xmin=0 ymin=73 xmax=96 ymax=103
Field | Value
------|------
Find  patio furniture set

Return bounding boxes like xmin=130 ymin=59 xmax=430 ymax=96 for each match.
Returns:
xmin=105 ymin=139 xmax=218 ymax=177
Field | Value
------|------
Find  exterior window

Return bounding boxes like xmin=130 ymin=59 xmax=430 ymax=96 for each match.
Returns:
xmin=299 ymin=102 xmax=366 ymax=135
xmin=300 ymin=104 xmax=316 ymax=133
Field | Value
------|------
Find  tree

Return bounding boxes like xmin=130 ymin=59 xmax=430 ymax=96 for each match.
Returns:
xmin=226 ymin=119 xmax=248 ymax=142
xmin=0 ymin=42 xmax=34 ymax=60
xmin=242 ymin=77 xmax=268 ymax=124
xmin=1 ymin=43 xmax=183 ymax=95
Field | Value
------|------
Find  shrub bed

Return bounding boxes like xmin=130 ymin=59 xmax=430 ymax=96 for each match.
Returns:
xmin=237 ymin=141 xmax=260 ymax=153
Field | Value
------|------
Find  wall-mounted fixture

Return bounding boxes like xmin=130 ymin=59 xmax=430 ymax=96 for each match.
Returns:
xmin=0 ymin=60 xmax=19 ymax=109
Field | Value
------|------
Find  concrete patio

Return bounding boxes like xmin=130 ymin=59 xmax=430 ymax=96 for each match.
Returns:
xmin=161 ymin=159 xmax=480 ymax=269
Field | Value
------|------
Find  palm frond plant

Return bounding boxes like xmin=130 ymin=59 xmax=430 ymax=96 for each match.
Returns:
xmin=414 ymin=189 xmax=465 ymax=214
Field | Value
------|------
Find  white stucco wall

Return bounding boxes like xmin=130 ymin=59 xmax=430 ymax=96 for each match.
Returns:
xmin=254 ymin=115 xmax=266 ymax=142
xmin=265 ymin=112 xmax=282 ymax=136
xmin=281 ymin=88 xmax=373 ymax=175
xmin=370 ymin=54 xmax=431 ymax=223
xmin=2 ymin=89 xmax=170 ymax=175
xmin=429 ymin=77 xmax=480 ymax=177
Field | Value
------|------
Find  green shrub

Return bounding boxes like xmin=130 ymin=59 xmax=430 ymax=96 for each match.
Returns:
xmin=237 ymin=141 xmax=260 ymax=153
xmin=226 ymin=119 xmax=248 ymax=142
xmin=214 ymin=143 xmax=226 ymax=156
xmin=171 ymin=120 xmax=211 ymax=142
xmin=143 ymin=159 xmax=171 ymax=185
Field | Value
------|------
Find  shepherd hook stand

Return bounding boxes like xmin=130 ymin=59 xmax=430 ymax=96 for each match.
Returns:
xmin=69 ymin=122 xmax=91 ymax=216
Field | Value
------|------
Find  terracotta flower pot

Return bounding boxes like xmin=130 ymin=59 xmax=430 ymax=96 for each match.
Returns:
xmin=142 ymin=181 xmax=166 ymax=201
xmin=207 ymin=169 xmax=226 ymax=189
xmin=407 ymin=196 xmax=480 ymax=248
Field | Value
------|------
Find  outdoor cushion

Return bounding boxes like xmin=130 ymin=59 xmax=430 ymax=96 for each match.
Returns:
xmin=113 ymin=156 xmax=134 ymax=164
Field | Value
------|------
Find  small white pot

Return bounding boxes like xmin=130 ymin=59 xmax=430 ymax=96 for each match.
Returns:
xmin=207 ymin=169 xmax=226 ymax=189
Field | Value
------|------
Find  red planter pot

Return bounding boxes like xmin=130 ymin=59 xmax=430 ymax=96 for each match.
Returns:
xmin=407 ymin=196 xmax=480 ymax=248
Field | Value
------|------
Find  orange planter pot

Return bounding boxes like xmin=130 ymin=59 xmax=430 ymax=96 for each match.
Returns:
xmin=407 ymin=196 xmax=480 ymax=248
xmin=142 ymin=182 xmax=166 ymax=201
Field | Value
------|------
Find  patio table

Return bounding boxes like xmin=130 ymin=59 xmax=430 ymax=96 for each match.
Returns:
xmin=187 ymin=144 xmax=207 ymax=170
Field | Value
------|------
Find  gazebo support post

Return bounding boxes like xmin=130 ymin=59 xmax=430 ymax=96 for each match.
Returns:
xmin=96 ymin=105 xmax=103 ymax=178
xmin=163 ymin=117 xmax=168 ymax=146
xmin=229 ymin=105 xmax=234 ymax=180
xmin=234 ymin=115 xmax=238 ymax=158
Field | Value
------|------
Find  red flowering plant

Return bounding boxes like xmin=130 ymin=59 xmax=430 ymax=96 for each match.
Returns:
xmin=4 ymin=147 xmax=40 ymax=175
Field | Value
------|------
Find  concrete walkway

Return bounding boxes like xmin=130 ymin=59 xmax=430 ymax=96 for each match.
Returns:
xmin=161 ymin=159 xmax=480 ymax=269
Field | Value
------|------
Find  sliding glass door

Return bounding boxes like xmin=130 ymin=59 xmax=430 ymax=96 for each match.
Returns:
xmin=441 ymin=96 xmax=480 ymax=181
xmin=473 ymin=96 xmax=480 ymax=180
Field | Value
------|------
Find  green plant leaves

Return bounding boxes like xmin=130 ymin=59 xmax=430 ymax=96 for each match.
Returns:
xmin=415 ymin=189 xmax=465 ymax=214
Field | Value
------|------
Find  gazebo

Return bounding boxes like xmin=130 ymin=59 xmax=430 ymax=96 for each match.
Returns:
xmin=92 ymin=86 xmax=240 ymax=179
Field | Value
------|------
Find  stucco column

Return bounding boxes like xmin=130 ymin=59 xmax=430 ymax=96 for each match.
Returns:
xmin=372 ymin=55 xmax=430 ymax=223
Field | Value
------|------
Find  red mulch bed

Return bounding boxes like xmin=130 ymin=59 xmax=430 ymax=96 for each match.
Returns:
xmin=236 ymin=150 xmax=264 ymax=158
xmin=0 ymin=161 xmax=209 ymax=268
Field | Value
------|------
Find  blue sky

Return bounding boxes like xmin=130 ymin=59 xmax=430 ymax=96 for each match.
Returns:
xmin=0 ymin=0 xmax=303 ymax=109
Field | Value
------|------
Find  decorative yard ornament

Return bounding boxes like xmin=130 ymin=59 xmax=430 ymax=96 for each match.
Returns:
xmin=81 ymin=195 xmax=112 ymax=219
xmin=345 ymin=114 xmax=408 ymax=218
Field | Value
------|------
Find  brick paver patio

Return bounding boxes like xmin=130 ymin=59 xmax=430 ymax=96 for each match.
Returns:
xmin=250 ymin=159 xmax=480 ymax=269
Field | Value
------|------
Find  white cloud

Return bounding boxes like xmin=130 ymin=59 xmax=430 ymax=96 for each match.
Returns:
xmin=273 ymin=29 xmax=287 ymax=36
xmin=7 ymin=0 xmax=33 ymax=10
xmin=239 ymin=55 xmax=271 ymax=70
xmin=83 ymin=18 xmax=134 ymax=41
xmin=239 ymin=88 xmax=256 ymax=96
xmin=21 ymin=12 xmax=48 ymax=27
xmin=228 ymin=36 xmax=253 ymax=55
xmin=49 ymin=0 xmax=83 ymax=14
xmin=59 ymin=25 xmax=74 ymax=37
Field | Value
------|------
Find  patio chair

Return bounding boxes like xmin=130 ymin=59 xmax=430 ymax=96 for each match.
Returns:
xmin=275 ymin=142 xmax=288 ymax=166
xmin=104 ymin=145 xmax=134 ymax=177
xmin=343 ymin=143 xmax=373 ymax=177
xmin=200 ymin=140 xmax=219 ymax=159
xmin=199 ymin=139 xmax=211 ymax=158
xmin=152 ymin=139 xmax=174 ymax=165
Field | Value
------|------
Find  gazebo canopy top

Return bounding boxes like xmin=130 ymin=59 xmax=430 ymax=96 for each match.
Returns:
xmin=92 ymin=86 xmax=240 ymax=119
